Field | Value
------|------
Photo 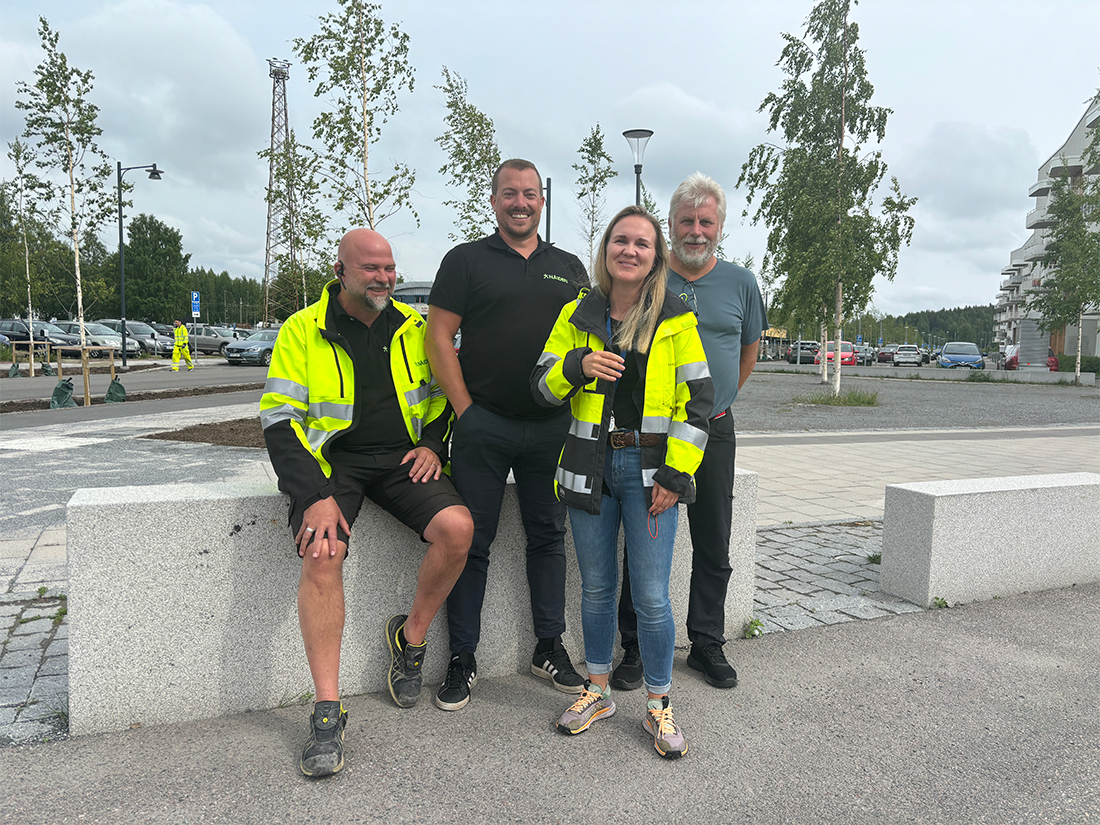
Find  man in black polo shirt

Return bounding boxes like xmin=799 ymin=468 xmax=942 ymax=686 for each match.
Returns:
xmin=426 ymin=159 xmax=590 ymax=711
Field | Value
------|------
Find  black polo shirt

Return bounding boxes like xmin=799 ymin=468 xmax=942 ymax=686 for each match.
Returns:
xmin=331 ymin=301 xmax=413 ymax=455
xmin=430 ymin=231 xmax=589 ymax=419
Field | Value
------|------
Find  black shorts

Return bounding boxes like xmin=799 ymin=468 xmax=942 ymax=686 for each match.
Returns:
xmin=289 ymin=449 xmax=465 ymax=555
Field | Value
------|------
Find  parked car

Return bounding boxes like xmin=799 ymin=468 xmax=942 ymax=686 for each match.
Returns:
xmin=225 ymin=328 xmax=278 ymax=366
xmin=53 ymin=321 xmax=142 ymax=358
xmin=919 ymin=347 xmax=931 ymax=364
xmin=814 ymin=341 xmax=856 ymax=367
xmin=95 ymin=319 xmax=173 ymax=355
xmin=937 ymin=341 xmax=985 ymax=369
xmin=876 ymin=344 xmax=899 ymax=364
xmin=893 ymin=344 xmax=923 ymax=368
xmin=186 ymin=324 xmax=238 ymax=356
xmin=1003 ymin=344 xmax=1059 ymax=372
xmin=0 ymin=318 xmax=81 ymax=353
xmin=150 ymin=322 xmax=174 ymax=337
xmin=854 ymin=344 xmax=876 ymax=366
xmin=785 ymin=340 xmax=819 ymax=364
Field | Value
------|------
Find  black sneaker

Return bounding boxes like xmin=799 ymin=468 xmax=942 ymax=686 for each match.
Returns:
xmin=531 ymin=637 xmax=585 ymax=693
xmin=434 ymin=650 xmax=477 ymax=711
xmin=610 ymin=643 xmax=643 ymax=691
xmin=385 ymin=614 xmax=424 ymax=708
xmin=686 ymin=642 xmax=739 ymax=688
xmin=299 ymin=700 xmax=347 ymax=777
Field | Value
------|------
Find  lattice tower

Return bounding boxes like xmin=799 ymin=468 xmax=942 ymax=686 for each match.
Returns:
xmin=262 ymin=58 xmax=302 ymax=325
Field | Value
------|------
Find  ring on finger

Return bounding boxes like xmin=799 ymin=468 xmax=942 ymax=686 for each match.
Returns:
xmin=305 ymin=527 xmax=315 ymax=533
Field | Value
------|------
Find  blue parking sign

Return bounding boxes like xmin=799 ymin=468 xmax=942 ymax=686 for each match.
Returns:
xmin=878 ymin=337 xmax=883 ymax=346
xmin=856 ymin=335 xmax=862 ymax=344
xmin=191 ymin=291 xmax=201 ymax=318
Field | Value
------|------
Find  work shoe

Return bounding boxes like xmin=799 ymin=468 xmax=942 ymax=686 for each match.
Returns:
xmin=385 ymin=614 xmax=424 ymax=708
xmin=610 ymin=643 xmax=643 ymax=691
xmin=299 ymin=700 xmax=347 ymax=777
xmin=171 ymin=368 xmax=179 ymax=372
xmin=435 ymin=650 xmax=477 ymax=711
xmin=686 ymin=642 xmax=738 ymax=688
xmin=643 ymin=695 xmax=687 ymax=759
xmin=555 ymin=681 xmax=616 ymax=735
xmin=187 ymin=364 xmax=194 ymax=370
xmin=531 ymin=637 xmax=585 ymax=693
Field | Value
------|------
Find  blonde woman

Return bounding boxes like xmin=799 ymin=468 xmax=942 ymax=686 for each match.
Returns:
xmin=531 ymin=205 xmax=714 ymax=758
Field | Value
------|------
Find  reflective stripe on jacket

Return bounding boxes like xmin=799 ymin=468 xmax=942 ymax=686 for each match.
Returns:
xmin=259 ymin=280 xmax=452 ymax=507
xmin=530 ymin=288 xmax=714 ymax=515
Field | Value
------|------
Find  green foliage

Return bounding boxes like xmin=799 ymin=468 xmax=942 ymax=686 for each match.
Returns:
xmin=866 ymin=552 xmax=881 ymax=564
xmin=744 ymin=617 xmax=765 ymax=638
xmin=122 ymin=214 xmax=192 ymax=322
xmin=793 ymin=388 xmax=879 ymax=406
xmin=573 ymin=123 xmax=618 ymax=270
xmin=293 ymin=0 xmax=416 ymax=229
xmin=965 ymin=370 xmax=993 ymax=382
xmin=738 ymin=0 xmax=915 ymax=394
xmin=1056 ymin=354 xmax=1100 ymax=374
xmin=435 ymin=67 xmax=501 ymax=243
xmin=931 ymin=596 xmax=949 ymax=609
xmin=640 ymin=181 xmax=663 ymax=225
xmin=15 ymin=17 xmax=118 ymax=324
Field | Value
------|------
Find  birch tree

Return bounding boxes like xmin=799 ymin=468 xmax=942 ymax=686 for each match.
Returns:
xmin=738 ymin=0 xmax=915 ymax=395
xmin=15 ymin=17 xmax=117 ymax=342
xmin=435 ymin=66 xmax=501 ymax=243
xmin=573 ymin=124 xmax=618 ymax=271
xmin=293 ymin=0 xmax=416 ymax=229
xmin=4 ymin=140 xmax=49 ymax=375
xmin=1031 ymin=138 xmax=1100 ymax=387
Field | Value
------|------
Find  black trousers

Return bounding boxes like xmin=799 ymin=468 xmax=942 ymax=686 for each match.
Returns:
xmin=619 ymin=409 xmax=737 ymax=648
xmin=445 ymin=403 xmax=571 ymax=655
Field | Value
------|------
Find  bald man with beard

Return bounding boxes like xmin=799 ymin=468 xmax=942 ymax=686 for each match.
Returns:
xmin=261 ymin=228 xmax=473 ymax=777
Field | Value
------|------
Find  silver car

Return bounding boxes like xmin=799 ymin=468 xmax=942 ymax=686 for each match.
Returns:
xmin=53 ymin=321 xmax=142 ymax=358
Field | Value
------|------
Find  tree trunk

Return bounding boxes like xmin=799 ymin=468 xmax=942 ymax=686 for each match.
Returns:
xmin=358 ymin=8 xmax=375 ymax=229
xmin=20 ymin=176 xmax=36 ymax=378
xmin=1075 ymin=308 xmax=1083 ymax=387
xmin=832 ymin=278 xmax=843 ymax=398
xmin=819 ymin=317 xmax=829 ymax=383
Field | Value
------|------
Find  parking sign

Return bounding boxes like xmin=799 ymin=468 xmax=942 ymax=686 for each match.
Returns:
xmin=191 ymin=291 xmax=200 ymax=319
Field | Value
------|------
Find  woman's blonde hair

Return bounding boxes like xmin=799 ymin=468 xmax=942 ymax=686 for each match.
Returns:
xmin=592 ymin=205 xmax=670 ymax=355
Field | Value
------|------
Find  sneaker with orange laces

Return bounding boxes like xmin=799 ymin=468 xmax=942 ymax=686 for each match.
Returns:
xmin=555 ymin=680 xmax=616 ymax=734
xmin=643 ymin=695 xmax=687 ymax=759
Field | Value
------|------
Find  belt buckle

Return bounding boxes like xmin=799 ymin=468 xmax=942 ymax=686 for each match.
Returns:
xmin=609 ymin=430 xmax=628 ymax=449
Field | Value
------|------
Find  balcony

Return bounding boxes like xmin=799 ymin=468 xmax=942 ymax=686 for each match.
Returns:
xmin=1026 ymin=206 xmax=1053 ymax=229
xmin=1029 ymin=179 xmax=1052 ymax=198
xmin=1048 ymin=154 xmax=1083 ymax=176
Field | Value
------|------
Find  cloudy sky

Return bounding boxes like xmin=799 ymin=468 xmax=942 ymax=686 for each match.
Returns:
xmin=2 ymin=0 xmax=1098 ymax=318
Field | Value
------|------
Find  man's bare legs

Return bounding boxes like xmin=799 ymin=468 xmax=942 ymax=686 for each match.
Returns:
xmin=403 ymin=505 xmax=472 ymax=644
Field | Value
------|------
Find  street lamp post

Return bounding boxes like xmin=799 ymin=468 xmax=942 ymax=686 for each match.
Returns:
xmin=117 ymin=161 xmax=163 ymax=368
xmin=622 ymin=129 xmax=654 ymax=207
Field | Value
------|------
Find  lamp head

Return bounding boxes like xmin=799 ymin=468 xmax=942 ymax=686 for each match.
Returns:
xmin=147 ymin=164 xmax=163 ymax=181
xmin=622 ymin=129 xmax=654 ymax=165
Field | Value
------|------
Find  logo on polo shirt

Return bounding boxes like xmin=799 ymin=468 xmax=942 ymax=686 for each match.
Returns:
xmin=543 ymin=273 xmax=569 ymax=284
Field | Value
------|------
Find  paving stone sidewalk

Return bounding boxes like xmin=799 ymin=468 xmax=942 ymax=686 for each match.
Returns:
xmin=0 ymin=519 xmax=917 ymax=747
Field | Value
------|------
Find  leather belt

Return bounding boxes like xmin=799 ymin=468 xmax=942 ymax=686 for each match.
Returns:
xmin=608 ymin=430 xmax=660 ymax=448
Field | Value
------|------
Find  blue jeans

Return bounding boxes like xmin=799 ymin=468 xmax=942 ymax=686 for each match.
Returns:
xmin=568 ymin=445 xmax=677 ymax=694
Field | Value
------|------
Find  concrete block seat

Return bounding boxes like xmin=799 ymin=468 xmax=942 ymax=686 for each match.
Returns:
xmin=67 ymin=470 xmax=758 ymax=735
xmin=880 ymin=473 xmax=1100 ymax=608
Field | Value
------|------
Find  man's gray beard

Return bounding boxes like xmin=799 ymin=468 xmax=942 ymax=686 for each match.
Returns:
xmin=671 ymin=235 xmax=716 ymax=269
xmin=365 ymin=291 xmax=391 ymax=312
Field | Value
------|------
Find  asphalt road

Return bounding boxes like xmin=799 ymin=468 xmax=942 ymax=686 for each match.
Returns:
xmin=3 ymin=361 xmax=1099 ymax=432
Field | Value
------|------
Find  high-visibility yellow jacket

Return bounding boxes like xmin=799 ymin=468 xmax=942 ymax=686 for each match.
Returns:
xmin=173 ymin=325 xmax=189 ymax=348
xmin=531 ymin=288 xmax=714 ymax=515
xmin=260 ymin=280 xmax=452 ymax=508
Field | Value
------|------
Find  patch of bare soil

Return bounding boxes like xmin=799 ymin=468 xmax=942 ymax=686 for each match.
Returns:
xmin=0 ymin=383 xmax=264 ymax=415
xmin=146 ymin=417 xmax=266 ymax=448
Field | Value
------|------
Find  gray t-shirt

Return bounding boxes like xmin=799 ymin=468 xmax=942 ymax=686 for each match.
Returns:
xmin=668 ymin=259 xmax=767 ymax=415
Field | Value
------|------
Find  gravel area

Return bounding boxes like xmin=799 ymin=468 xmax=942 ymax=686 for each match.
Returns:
xmin=732 ymin=371 xmax=1100 ymax=433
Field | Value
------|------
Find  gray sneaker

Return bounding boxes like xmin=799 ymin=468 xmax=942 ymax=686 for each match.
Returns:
xmin=385 ymin=614 xmax=424 ymax=708
xmin=555 ymin=681 xmax=616 ymax=735
xmin=299 ymin=700 xmax=347 ymax=777
xmin=643 ymin=695 xmax=687 ymax=759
